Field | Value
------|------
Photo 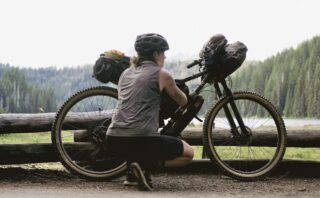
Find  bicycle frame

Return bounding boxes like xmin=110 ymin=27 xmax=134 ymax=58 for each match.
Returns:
xmin=180 ymin=67 xmax=249 ymax=137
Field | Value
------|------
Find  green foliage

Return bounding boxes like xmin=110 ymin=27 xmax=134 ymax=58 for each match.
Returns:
xmin=232 ymin=35 xmax=320 ymax=118
xmin=0 ymin=65 xmax=57 ymax=113
xmin=18 ymin=65 xmax=101 ymax=107
xmin=1 ymin=35 xmax=320 ymax=116
xmin=191 ymin=146 xmax=320 ymax=161
xmin=284 ymin=148 xmax=320 ymax=161
xmin=0 ymin=133 xmax=51 ymax=144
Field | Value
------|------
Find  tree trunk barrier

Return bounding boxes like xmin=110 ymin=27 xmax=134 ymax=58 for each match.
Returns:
xmin=1 ymin=113 xmax=320 ymax=164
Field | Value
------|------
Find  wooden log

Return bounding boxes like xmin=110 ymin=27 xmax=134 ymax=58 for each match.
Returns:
xmin=285 ymin=129 xmax=320 ymax=147
xmin=0 ymin=143 xmax=96 ymax=165
xmin=0 ymin=111 xmax=113 ymax=134
xmin=185 ymin=128 xmax=320 ymax=147
xmin=0 ymin=143 xmax=57 ymax=164
xmin=2 ymin=129 xmax=320 ymax=165
xmin=1 ymin=142 xmax=320 ymax=168
xmin=1 ymin=113 xmax=320 ymax=147
xmin=74 ymin=128 xmax=320 ymax=147
xmin=0 ymin=113 xmax=56 ymax=134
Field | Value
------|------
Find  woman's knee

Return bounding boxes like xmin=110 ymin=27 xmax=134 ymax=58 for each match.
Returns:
xmin=181 ymin=140 xmax=194 ymax=159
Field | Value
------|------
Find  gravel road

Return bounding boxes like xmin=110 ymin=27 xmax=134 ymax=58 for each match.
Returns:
xmin=1 ymin=160 xmax=320 ymax=198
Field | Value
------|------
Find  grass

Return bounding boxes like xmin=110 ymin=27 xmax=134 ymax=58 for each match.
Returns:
xmin=192 ymin=146 xmax=205 ymax=159
xmin=283 ymin=147 xmax=320 ymax=161
xmin=0 ymin=132 xmax=52 ymax=144
xmin=0 ymin=131 xmax=75 ymax=144
xmin=192 ymin=146 xmax=320 ymax=161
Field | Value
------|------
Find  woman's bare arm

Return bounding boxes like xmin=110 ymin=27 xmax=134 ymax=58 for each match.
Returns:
xmin=159 ymin=69 xmax=188 ymax=107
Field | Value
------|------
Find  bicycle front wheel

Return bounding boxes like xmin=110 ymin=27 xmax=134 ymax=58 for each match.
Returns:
xmin=203 ymin=91 xmax=286 ymax=180
xmin=51 ymin=86 xmax=127 ymax=180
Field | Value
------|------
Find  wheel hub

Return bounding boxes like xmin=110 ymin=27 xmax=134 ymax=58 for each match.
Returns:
xmin=91 ymin=119 xmax=111 ymax=145
xmin=232 ymin=126 xmax=253 ymax=146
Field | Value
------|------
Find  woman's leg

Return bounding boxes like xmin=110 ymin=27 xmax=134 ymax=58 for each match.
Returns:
xmin=163 ymin=140 xmax=194 ymax=167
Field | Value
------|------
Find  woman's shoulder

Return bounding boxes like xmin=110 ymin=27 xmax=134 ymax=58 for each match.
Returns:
xmin=159 ymin=68 xmax=172 ymax=78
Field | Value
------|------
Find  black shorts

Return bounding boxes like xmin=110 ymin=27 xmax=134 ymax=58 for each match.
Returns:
xmin=105 ymin=135 xmax=184 ymax=161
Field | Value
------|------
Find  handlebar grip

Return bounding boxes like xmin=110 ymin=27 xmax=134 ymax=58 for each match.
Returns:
xmin=186 ymin=60 xmax=200 ymax=68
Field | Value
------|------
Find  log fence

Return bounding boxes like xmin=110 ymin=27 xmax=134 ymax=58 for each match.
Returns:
xmin=1 ymin=113 xmax=320 ymax=165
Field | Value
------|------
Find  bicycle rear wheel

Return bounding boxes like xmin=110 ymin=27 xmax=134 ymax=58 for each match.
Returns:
xmin=203 ymin=91 xmax=286 ymax=180
xmin=51 ymin=86 xmax=127 ymax=180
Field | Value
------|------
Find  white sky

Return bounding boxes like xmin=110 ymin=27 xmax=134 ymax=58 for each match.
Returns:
xmin=0 ymin=0 xmax=320 ymax=68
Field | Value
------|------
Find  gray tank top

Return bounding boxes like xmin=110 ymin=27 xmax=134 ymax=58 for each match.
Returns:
xmin=106 ymin=62 xmax=161 ymax=137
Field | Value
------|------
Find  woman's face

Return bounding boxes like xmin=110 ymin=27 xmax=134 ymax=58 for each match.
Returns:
xmin=154 ymin=51 xmax=166 ymax=67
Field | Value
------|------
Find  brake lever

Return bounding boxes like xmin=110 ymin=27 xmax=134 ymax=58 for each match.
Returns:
xmin=186 ymin=59 xmax=202 ymax=69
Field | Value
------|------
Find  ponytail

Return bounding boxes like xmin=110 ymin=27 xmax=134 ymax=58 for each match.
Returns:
xmin=131 ymin=51 xmax=157 ymax=68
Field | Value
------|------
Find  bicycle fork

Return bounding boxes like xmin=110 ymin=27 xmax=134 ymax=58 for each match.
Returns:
xmin=214 ymin=80 xmax=251 ymax=137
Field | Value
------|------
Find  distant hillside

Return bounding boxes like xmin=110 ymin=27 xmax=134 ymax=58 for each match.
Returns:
xmin=0 ymin=66 xmax=56 ymax=113
xmin=0 ymin=61 xmax=198 ymax=113
xmin=20 ymin=65 xmax=101 ymax=106
xmin=232 ymin=35 xmax=320 ymax=118
xmin=1 ymin=35 xmax=320 ymax=117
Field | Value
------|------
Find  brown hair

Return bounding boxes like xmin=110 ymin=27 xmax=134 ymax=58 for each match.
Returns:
xmin=131 ymin=56 xmax=140 ymax=67
xmin=131 ymin=51 xmax=157 ymax=67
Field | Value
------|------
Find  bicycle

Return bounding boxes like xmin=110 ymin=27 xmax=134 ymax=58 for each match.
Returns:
xmin=51 ymin=56 xmax=287 ymax=181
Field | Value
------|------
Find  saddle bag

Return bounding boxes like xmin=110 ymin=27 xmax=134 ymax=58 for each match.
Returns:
xmin=92 ymin=52 xmax=130 ymax=84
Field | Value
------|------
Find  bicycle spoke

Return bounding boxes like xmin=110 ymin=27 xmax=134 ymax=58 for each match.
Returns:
xmin=52 ymin=87 xmax=127 ymax=180
xmin=204 ymin=92 xmax=286 ymax=180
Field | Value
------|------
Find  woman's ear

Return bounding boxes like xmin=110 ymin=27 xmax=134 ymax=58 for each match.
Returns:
xmin=153 ymin=51 xmax=159 ymax=59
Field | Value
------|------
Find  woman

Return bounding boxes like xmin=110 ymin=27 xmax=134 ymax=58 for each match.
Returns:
xmin=106 ymin=33 xmax=194 ymax=191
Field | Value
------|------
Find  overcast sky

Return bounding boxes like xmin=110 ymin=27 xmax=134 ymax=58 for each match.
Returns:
xmin=0 ymin=0 xmax=319 ymax=68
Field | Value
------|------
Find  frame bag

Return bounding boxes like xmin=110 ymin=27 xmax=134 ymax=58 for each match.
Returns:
xmin=159 ymin=80 xmax=189 ymax=120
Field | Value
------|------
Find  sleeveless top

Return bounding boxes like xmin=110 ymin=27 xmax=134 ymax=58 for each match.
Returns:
xmin=106 ymin=62 xmax=161 ymax=137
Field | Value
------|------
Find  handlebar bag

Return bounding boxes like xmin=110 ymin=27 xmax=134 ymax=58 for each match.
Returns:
xmin=218 ymin=41 xmax=247 ymax=78
xmin=199 ymin=34 xmax=228 ymax=62
xmin=200 ymin=34 xmax=247 ymax=80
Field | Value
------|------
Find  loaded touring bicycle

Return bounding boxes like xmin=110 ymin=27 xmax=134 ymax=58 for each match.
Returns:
xmin=51 ymin=34 xmax=286 ymax=181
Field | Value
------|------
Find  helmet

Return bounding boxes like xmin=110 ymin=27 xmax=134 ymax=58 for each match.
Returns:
xmin=134 ymin=33 xmax=169 ymax=55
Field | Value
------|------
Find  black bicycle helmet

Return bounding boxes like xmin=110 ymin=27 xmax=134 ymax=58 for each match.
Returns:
xmin=134 ymin=33 xmax=169 ymax=55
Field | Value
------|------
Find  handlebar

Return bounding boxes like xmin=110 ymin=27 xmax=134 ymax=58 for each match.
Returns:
xmin=186 ymin=59 xmax=202 ymax=68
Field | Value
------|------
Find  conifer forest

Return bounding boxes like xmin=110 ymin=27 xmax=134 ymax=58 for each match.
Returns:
xmin=0 ymin=36 xmax=319 ymax=118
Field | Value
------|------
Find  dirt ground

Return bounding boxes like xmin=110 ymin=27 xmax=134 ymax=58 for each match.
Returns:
xmin=1 ymin=160 xmax=320 ymax=198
